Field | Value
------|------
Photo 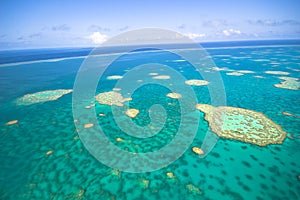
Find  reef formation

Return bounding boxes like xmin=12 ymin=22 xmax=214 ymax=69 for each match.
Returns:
xmin=274 ymin=77 xmax=300 ymax=90
xmin=196 ymin=104 xmax=286 ymax=146
xmin=16 ymin=89 xmax=73 ymax=105
xmin=95 ymin=91 xmax=132 ymax=106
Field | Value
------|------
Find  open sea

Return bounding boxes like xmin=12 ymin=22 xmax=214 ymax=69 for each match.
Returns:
xmin=0 ymin=40 xmax=300 ymax=200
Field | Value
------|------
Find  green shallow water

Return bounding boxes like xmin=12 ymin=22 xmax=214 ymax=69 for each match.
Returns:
xmin=0 ymin=45 xmax=300 ymax=200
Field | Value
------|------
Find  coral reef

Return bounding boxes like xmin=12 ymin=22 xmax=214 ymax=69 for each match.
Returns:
xmin=16 ymin=89 xmax=73 ymax=105
xmin=196 ymin=104 xmax=286 ymax=146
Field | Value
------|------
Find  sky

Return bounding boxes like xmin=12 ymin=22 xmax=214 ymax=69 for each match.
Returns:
xmin=0 ymin=0 xmax=299 ymax=49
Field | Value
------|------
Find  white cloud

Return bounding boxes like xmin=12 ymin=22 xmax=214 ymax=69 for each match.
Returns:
xmin=184 ymin=33 xmax=206 ymax=40
xmin=203 ymin=20 xmax=228 ymax=28
xmin=222 ymin=29 xmax=242 ymax=36
xmin=88 ymin=32 xmax=107 ymax=44
xmin=248 ymin=19 xmax=300 ymax=26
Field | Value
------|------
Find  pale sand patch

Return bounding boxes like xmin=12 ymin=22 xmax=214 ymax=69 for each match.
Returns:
xmin=84 ymin=123 xmax=94 ymax=128
xmin=289 ymin=68 xmax=300 ymax=72
xmin=237 ymin=70 xmax=255 ymax=74
xmin=282 ymin=111 xmax=293 ymax=116
xmin=152 ymin=75 xmax=171 ymax=80
xmin=192 ymin=147 xmax=204 ymax=155
xmin=265 ymin=71 xmax=290 ymax=75
xmin=107 ymin=75 xmax=123 ymax=80
xmin=212 ymin=67 xmax=228 ymax=71
xmin=6 ymin=120 xmax=18 ymax=125
xmin=166 ymin=92 xmax=182 ymax=99
xmin=226 ymin=72 xmax=244 ymax=76
xmin=166 ymin=172 xmax=175 ymax=178
xmin=278 ymin=76 xmax=299 ymax=81
xmin=253 ymin=76 xmax=265 ymax=79
xmin=281 ymin=111 xmax=300 ymax=118
xmin=185 ymin=79 xmax=210 ymax=86
xmin=46 ymin=150 xmax=53 ymax=156
xmin=148 ymin=72 xmax=158 ymax=76
xmin=112 ymin=88 xmax=122 ymax=91
xmin=125 ymin=108 xmax=140 ymax=118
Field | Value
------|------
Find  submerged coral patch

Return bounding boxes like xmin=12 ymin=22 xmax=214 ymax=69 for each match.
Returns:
xmin=196 ymin=104 xmax=286 ymax=146
xmin=186 ymin=184 xmax=203 ymax=195
xmin=16 ymin=89 xmax=73 ymax=105
xmin=95 ymin=91 xmax=132 ymax=106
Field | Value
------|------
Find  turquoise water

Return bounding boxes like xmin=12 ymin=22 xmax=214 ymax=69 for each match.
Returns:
xmin=0 ymin=43 xmax=300 ymax=199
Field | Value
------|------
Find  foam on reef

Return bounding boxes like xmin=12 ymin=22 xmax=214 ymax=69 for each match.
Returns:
xmin=16 ymin=89 xmax=73 ymax=105
xmin=196 ymin=104 xmax=286 ymax=146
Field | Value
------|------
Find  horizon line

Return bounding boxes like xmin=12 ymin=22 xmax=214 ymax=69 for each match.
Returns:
xmin=1 ymin=38 xmax=300 ymax=51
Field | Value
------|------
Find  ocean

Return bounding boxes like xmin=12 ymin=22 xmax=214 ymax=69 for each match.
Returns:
xmin=0 ymin=40 xmax=299 ymax=200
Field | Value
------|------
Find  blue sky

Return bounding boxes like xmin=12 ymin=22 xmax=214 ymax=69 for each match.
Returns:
xmin=0 ymin=0 xmax=299 ymax=49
